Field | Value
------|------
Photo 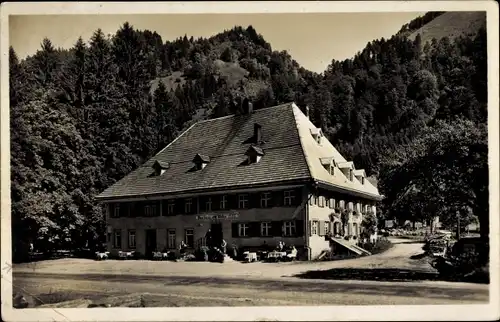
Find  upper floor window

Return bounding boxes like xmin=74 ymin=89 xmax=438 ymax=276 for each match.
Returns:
xmin=220 ymin=195 xmax=227 ymax=210
xmin=319 ymin=196 xmax=325 ymax=208
xmin=261 ymin=192 xmax=271 ymax=208
xmin=185 ymin=198 xmax=193 ymax=213
xmin=329 ymin=198 xmax=335 ymax=209
xmin=205 ymin=197 xmax=212 ymax=212
xmin=284 ymin=190 xmax=295 ymax=206
xmin=113 ymin=204 xmax=120 ymax=218
xmin=238 ymin=194 xmax=249 ymax=209
xmin=167 ymin=201 xmax=175 ymax=215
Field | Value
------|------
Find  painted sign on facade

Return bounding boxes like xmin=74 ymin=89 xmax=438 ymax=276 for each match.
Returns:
xmin=195 ymin=212 xmax=240 ymax=221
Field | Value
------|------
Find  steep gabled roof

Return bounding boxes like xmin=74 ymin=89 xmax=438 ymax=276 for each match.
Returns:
xmin=96 ymin=103 xmax=311 ymax=200
xmin=96 ymin=102 xmax=382 ymax=201
xmin=291 ymin=104 xmax=381 ymax=200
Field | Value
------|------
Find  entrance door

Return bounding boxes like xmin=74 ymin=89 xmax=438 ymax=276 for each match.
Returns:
xmin=211 ymin=223 xmax=223 ymax=246
xmin=145 ymin=229 xmax=157 ymax=259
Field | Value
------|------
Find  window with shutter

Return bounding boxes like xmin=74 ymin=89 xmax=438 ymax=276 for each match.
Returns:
xmin=311 ymin=221 xmax=319 ymax=235
xmin=238 ymin=194 xmax=249 ymax=209
xmin=220 ymin=195 xmax=228 ymax=210
xmin=318 ymin=220 xmax=325 ymax=236
xmin=324 ymin=221 xmax=331 ymax=235
xmin=283 ymin=221 xmax=296 ymax=237
xmin=319 ymin=196 xmax=325 ymax=208
xmin=284 ymin=190 xmax=295 ymax=206
xmin=238 ymin=223 xmax=249 ymax=237
xmin=261 ymin=222 xmax=271 ymax=236
xmin=205 ymin=197 xmax=212 ymax=212
xmin=261 ymin=192 xmax=271 ymax=208
xmin=309 ymin=194 xmax=314 ymax=206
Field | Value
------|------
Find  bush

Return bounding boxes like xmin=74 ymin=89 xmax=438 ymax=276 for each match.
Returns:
xmin=358 ymin=237 xmax=393 ymax=254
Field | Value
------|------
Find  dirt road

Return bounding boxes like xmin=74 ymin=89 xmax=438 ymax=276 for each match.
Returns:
xmin=14 ymin=238 xmax=430 ymax=279
xmin=12 ymin=238 xmax=489 ymax=306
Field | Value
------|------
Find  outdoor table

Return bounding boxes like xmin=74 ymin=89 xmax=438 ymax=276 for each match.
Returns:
xmin=267 ymin=251 xmax=287 ymax=260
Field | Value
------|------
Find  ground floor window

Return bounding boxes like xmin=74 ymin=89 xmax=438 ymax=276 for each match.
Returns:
xmin=353 ymin=223 xmax=358 ymax=236
xmin=184 ymin=228 xmax=194 ymax=247
xmin=231 ymin=220 xmax=303 ymax=238
xmin=167 ymin=229 xmax=176 ymax=249
xmin=128 ymin=230 xmax=136 ymax=248
xmin=261 ymin=222 xmax=271 ymax=236
xmin=311 ymin=221 xmax=318 ymax=235
xmin=324 ymin=221 xmax=330 ymax=235
xmin=113 ymin=229 xmax=122 ymax=248
xmin=334 ymin=222 xmax=341 ymax=235
xmin=283 ymin=221 xmax=296 ymax=237
xmin=238 ymin=223 xmax=249 ymax=237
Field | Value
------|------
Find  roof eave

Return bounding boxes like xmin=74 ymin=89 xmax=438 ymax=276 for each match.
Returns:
xmin=315 ymin=180 xmax=383 ymax=201
xmin=95 ymin=177 xmax=313 ymax=202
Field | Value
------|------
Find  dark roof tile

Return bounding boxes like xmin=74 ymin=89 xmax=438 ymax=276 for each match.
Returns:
xmin=97 ymin=103 xmax=311 ymax=199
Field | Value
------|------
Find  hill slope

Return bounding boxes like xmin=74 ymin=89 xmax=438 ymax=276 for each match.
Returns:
xmin=408 ymin=11 xmax=486 ymax=43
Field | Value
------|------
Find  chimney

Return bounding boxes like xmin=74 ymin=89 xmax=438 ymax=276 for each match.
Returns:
xmin=254 ymin=123 xmax=262 ymax=143
xmin=305 ymin=106 xmax=310 ymax=119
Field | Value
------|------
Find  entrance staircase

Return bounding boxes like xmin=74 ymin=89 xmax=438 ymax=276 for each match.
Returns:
xmin=331 ymin=238 xmax=371 ymax=256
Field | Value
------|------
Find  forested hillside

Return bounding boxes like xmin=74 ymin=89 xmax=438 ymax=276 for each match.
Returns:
xmin=10 ymin=12 xmax=488 ymax=260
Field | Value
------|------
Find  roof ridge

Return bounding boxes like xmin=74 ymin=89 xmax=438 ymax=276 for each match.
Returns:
xmin=290 ymin=103 xmax=313 ymax=180
xmin=197 ymin=102 xmax=295 ymax=124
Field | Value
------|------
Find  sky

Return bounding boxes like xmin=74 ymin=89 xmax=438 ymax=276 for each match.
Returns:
xmin=9 ymin=12 xmax=425 ymax=73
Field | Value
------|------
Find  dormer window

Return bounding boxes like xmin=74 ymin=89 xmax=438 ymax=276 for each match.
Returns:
xmin=353 ymin=169 xmax=367 ymax=184
xmin=245 ymin=145 xmax=264 ymax=164
xmin=152 ymin=160 xmax=170 ymax=176
xmin=193 ymin=153 xmax=210 ymax=170
xmin=338 ymin=161 xmax=354 ymax=180
xmin=320 ymin=157 xmax=336 ymax=176
xmin=310 ymin=127 xmax=323 ymax=144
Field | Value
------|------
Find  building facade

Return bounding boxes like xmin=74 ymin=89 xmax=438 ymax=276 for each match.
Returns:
xmin=97 ymin=102 xmax=382 ymax=260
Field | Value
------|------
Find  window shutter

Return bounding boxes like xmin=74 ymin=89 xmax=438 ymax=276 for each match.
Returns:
xmin=248 ymin=193 xmax=258 ymax=209
xmin=308 ymin=221 xmax=313 ymax=236
xmin=295 ymin=220 xmax=304 ymax=237
xmin=230 ymin=195 xmax=238 ymax=210
xmin=249 ymin=222 xmax=260 ymax=237
xmin=318 ymin=220 xmax=325 ymax=236
xmin=309 ymin=195 xmax=314 ymax=206
xmin=231 ymin=223 xmax=238 ymax=238
xmin=137 ymin=202 xmax=144 ymax=217
xmin=271 ymin=220 xmax=283 ymax=237
xmin=291 ymin=189 xmax=298 ymax=206
xmin=273 ymin=191 xmax=283 ymax=207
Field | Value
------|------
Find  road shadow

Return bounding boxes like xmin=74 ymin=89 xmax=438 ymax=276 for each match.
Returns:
xmin=410 ymin=252 xmax=428 ymax=260
xmin=293 ymin=268 xmax=442 ymax=282
xmin=14 ymin=271 xmax=489 ymax=303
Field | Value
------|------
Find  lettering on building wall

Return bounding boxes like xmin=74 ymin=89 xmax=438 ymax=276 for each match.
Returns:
xmin=195 ymin=212 xmax=240 ymax=221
